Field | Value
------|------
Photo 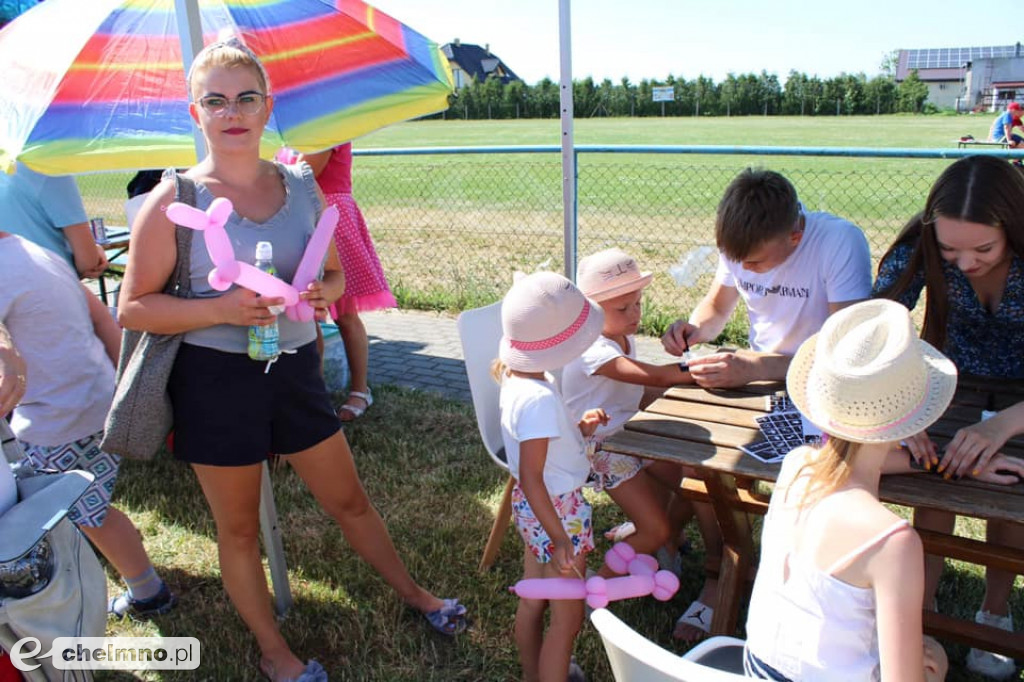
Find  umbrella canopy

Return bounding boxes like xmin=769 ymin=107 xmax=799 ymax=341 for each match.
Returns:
xmin=0 ymin=0 xmax=39 ymax=23
xmin=0 ymin=0 xmax=453 ymax=174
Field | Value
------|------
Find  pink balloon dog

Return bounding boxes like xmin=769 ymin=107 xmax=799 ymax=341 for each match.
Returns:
xmin=165 ymin=198 xmax=339 ymax=322
xmin=510 ymin=542 xmax=680 ymax=609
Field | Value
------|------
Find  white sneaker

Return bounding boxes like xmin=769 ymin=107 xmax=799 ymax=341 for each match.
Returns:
xmin=966 ymin=610 xmax=1017 ymax=680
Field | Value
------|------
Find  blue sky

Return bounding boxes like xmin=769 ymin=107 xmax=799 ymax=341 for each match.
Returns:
xmin=371 ymin=0 xmax=1023 ymax=84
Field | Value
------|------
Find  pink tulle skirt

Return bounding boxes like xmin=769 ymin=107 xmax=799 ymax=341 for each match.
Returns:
xmin=325 ymin=191 xmax=396 ymax=318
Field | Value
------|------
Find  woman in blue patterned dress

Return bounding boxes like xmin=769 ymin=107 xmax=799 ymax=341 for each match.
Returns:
xmin=873 ymin=155 xmax=1024 ymax=680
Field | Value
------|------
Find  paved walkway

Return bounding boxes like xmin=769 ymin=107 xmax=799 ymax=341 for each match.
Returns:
xmin=360 ymin=309 xmax=674 ymax=403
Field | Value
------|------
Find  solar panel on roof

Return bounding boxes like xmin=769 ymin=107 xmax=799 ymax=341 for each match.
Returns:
xmin=906 ymin=46 xmax=1018 ymax=69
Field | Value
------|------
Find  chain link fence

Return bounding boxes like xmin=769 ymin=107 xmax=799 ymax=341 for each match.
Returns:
xmin=77 ymin=147 xmax=962 ymax=334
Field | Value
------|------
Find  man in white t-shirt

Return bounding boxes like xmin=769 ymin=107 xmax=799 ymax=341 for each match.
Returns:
xmin=662 ymin=168 xmax=872 ymax=388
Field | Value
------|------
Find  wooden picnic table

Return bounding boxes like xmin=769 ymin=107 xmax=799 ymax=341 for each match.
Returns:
xmin=602 ymin=374 xmax=1024 ymax=659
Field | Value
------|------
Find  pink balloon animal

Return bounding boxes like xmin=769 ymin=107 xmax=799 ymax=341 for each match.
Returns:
xmin=510 ymin=542 xmax=680 ymax=609
xmin=165 ymin=198 xmax=339 ymax=322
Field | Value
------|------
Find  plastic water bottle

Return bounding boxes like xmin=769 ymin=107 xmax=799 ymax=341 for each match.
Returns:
xmin=248 ymin=241 xmax=280 ymax=362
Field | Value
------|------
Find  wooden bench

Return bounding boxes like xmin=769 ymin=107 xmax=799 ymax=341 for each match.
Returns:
xmin=955 ymin=139 xmax=1009 ymax=149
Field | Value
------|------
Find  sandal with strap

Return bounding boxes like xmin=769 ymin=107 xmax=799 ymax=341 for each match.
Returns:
xmin=424 ymin=598 xmax=468 ymax=636
xmin=259 ymin=658 xmax=328 ymax=682
xmin=338 ymin=389 xmax=373 ymax=422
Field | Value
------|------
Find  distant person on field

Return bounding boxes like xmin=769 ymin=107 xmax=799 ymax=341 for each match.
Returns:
xmin=660 ymin=168 xmax=872 ymax=641
xmin=0 ymin=161 xmax=108 ymax=279
xmin=988 ymin=102 xmax=1023 ymax=148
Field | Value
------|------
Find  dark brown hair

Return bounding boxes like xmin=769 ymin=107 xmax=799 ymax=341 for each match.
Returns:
xmin=715 ymin=168 xmax=801 ymax=261
xmin=875 ymin=156 xmax=1024 ymax=349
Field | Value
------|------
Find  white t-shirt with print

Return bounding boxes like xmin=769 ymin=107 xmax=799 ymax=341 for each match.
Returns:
xmin=715 ymin=211 xmax=871 ymax=355
xmin=499 ymin=374 xmax=590 ymax=496
xmin=562 ymin=334 xmax=644 ymax=440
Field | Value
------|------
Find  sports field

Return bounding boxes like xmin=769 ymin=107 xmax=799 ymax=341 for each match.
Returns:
xmin=80 ymin=114 xmax=1011 ymax=331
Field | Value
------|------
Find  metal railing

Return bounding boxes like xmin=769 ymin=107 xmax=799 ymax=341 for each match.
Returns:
xmin=77 ymin=144 xmax=1024 ymax=319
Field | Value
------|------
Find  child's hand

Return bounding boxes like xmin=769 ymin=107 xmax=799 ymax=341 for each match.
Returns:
xmin=904 ymin=432 xmax=939 ymax=470
xmin=578 ymin=408 xmax=609 ymax=438
xmin=551 ymin=536 xmax=576 ymax=575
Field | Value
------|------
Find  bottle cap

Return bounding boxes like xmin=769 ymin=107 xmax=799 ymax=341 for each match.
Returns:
xmin=255 ymin=241 xmax=273 ymax=261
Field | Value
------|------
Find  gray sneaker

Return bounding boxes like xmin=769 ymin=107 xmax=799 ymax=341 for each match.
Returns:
xmin=966 ymin=611 xmax=1016 ymax=680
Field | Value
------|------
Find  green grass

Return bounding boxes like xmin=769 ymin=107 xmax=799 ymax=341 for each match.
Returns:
xmin=73 ymin=117 xmax=1023 ymax=679
xmin=96 ymin=385 xmax=1021 ymax=681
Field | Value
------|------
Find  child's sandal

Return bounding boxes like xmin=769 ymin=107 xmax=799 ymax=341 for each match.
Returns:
xmin=424 ymin=598 xmax=468 ymax=636
xmin=338 ymin=389 xmax=373 ymax=422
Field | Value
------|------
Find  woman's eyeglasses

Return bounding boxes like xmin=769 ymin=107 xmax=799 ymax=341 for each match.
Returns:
xmin=198 ymin=93 xmax=267 ymax=117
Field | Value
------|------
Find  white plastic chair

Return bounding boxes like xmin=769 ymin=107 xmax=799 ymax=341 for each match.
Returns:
xmin=590 ymin=608 xmax=749 ymax=682
xmin=681 ymin=633 xmax=747 ymax=674
xmin=456 ymin=302 xmax=514 ymax=571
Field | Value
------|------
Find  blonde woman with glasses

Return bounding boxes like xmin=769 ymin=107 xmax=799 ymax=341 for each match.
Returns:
xmin=118 ymin=39 xmax=466 ymax=682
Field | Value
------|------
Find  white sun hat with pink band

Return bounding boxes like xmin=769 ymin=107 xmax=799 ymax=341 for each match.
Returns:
xmin=786 ymin=299 xmax=957 ymax=444
xmin=499 ymin=271 xmax=604 ymax=373
xmin=576 ymin=248 xmax=653 ymax=302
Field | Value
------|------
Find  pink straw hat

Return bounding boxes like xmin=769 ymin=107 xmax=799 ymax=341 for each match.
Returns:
xmin=499 ymin=271 xmax=604 ymax=372
xmin=576 ymin=248 xmax=653 ymax=302
xmin=787 ymin=299 xmax=956 ymax=444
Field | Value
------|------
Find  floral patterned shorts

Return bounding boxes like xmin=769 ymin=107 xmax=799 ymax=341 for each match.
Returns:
xmin=511 ymin=484 xmax=594 ymax=564
xmin=586 ymin=443 xmax=643 ymax=492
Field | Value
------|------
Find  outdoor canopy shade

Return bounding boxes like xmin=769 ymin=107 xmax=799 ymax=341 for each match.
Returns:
xmin=0 ymin=0 xmax=454 ymax=175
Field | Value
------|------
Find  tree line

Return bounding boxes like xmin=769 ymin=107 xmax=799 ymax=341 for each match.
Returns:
xmin=441 ymin=69 xmax=932 ymax=119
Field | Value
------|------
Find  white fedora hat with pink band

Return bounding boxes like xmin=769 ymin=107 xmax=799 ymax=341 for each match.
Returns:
xmin=499 ymin=271 xmax=604 ymax=373
xmin=787 ymin=299 xmax=956 ymax=444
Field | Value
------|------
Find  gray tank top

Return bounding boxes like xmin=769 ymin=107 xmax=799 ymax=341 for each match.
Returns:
xmin=183 ymin=162 xmax=322 ymax=353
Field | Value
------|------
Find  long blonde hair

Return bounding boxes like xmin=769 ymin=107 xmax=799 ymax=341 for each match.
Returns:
xmin=490 ymin=358 xmax=509 ymax=383
xmin=787 ymin=436 xmax=861 ymax=509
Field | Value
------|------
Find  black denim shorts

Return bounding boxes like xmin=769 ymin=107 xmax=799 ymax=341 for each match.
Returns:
xmin=168 ymin=341 xmax=339 ymax=466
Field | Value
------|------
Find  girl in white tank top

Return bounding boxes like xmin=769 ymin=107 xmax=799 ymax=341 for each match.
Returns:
xmin=743 ymin=300 xmax=965 ymax=681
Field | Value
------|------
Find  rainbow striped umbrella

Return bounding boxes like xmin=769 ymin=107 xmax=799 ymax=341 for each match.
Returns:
xmin=0 ymin=0 xmax=453 ymax=174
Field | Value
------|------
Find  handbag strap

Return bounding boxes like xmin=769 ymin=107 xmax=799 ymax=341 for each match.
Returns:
xmin=163 ymin=170 xmax=196 ymax=298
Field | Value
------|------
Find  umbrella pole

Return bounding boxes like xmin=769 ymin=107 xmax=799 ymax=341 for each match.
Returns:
xmin=558 ymin=0 xmax=577 ymax=283
xmin=174 ymin=0 xmax=207 ymax=160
